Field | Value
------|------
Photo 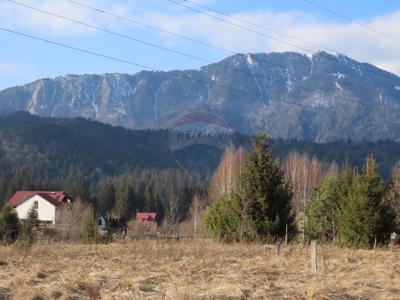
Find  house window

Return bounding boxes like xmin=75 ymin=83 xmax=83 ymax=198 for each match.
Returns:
xmin=33 ymin=201 xmax=38 ymax=209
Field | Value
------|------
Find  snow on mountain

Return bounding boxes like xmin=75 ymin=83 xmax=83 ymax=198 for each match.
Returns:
xmin=1 ymin=51 xmax=400 ymax=142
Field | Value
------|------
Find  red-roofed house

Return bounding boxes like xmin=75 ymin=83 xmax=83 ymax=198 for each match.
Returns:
xmin=9 ymin=191 xmax=72 ymax=224
xmin=136 ymin=212 xmax=157 ymax=229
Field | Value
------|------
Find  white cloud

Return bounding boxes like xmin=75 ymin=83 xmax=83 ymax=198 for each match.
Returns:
xmin=0 ymin=61 xmax=35 ymax=77
xmin=142 ymin=9 xmax=400 ymax=75
xmin=1 ymin=1 xmax=399 ymax=75
xmin=0 ymin=0 xmax=134 ymax=37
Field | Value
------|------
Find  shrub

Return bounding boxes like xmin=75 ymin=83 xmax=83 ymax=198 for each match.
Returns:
xmin=82 ymin=206 xmax=98 ymax=243
xmin=0 ymin=205 xmax=19 ymax=244
xmin=16 ymin=205 xmax=39 ymax=248
xmin=204 ymin=194 xmax=241 ymax=242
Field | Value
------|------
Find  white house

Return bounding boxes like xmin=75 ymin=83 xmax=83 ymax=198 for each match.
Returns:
xmin=9 ymin=191 xmax=72 ymax=224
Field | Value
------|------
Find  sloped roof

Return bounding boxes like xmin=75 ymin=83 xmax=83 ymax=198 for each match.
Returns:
xmin=9 ymin=191 xmax=71 ymax=208
xmin=136 ymin=212 xmax=157 ymax=225
xmin=136 ymin=212 xmax=157 ymax=220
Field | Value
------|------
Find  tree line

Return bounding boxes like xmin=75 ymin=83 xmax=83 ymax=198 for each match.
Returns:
xmin=205 ymin=133 xmax=400 ymax=248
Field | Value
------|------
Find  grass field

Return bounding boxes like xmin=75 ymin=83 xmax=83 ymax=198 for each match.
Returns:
xmin=0 ymin=240 xmax=399 ymax=299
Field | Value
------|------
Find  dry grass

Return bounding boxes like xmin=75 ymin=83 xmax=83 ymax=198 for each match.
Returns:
xmin=0 ymin=240 xmax=399 ymax=299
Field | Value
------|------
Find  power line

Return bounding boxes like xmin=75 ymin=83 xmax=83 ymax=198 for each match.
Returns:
xmin=302 ymin=0 xmax=400 ymax=43
xmin=0 ymin=26 xmax=339 ymax=113
xmin=181 ymin=0 xmax=338 ymax=54
xmin=64 ymin=0 xmax=400 ymax=87
xmin=5 ymin=0 xmax=294 ymax=93
xmin=166 ymin=0 xmax=400 ymax=82
xmin=7 ymin=0 xmax=392 ymax=110
xmin=166 ymin=0 xmax=314 ymax=54
xmin=1 ymin=25 xmax=398 ymax=121
xmin=65 ymin=0 xmax=230 ymax=54
xmin=63 ymin=0 xmax=342 ymax=86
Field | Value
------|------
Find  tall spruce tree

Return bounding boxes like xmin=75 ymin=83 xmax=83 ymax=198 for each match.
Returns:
xmin=240 ymin=133 xmax=294 ymax=241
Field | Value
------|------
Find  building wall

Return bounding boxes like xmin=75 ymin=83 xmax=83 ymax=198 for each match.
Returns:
xmin=15 ymin=195 xmax=56 ymax=224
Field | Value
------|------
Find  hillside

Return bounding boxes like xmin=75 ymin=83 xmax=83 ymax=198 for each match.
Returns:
xmin=1 ymin=52 xmax=400 ymax=142
xmin=0 ymin=112 xmax=400 ymax=180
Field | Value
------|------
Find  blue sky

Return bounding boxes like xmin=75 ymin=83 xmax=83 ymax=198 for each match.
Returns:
xmin=1 ymin=0 xmax=399 ymax=90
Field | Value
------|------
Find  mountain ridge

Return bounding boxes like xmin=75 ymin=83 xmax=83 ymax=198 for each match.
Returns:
xmin=1 ymin=51 xmax=400 ymax=142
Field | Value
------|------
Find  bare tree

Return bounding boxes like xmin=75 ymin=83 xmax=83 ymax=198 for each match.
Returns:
xmin=209 ymin=146 xmax=247 ymax=202
xmin=162 ymin=191 xmax=180 ymax=234
xmin=58 ymin=199 xmax=92 ymax=241
xmin=283 ymin=152 xmax=323 ymax=212
xmin=385 ymin=162 xmax=400 ymax=225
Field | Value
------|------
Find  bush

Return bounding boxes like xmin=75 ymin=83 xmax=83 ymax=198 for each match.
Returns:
xmin=16 ymin=205 xmax=39 ymax=248
xmin=204 ymin=194 xmax=242 ymax=242
xmin=0 ymin=205 xmax=19 ymax=244
xmin=82 ymin=206 xmax=98 ymax=243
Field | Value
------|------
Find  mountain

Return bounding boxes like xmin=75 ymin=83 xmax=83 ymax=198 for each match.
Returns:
xmin=1 ymin=51 xmax=400 ymax=142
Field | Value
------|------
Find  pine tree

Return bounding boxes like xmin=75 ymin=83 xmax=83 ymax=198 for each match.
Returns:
xmin=239 ymin=133 xmax=294 ymax=241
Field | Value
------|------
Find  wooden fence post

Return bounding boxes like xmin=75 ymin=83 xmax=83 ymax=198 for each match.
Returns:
xmin=285 ymin=224 xmax=288 ymax=245
xmin=276 ymin=241 xmax=281 ymax=256
xmin=311 ymin=240 xmax=317 ymax=274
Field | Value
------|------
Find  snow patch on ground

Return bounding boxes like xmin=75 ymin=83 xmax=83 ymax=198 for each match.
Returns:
xmin=395 ymin=86 xmax=400 ymax=91
xmin=378 ymin=93 xmax=387 ymax=104
xmin=331 ymin=72 xmax=345 ymax=79
xmin=352 ymin=64 xmax=364 ymax=76
xmin=286 ymin=66 xmax=294 ymax=92
xmin=246 ymin=54 xmax=254 ymax=65
xmin=335 ymin=82 xmax=343 ymax=91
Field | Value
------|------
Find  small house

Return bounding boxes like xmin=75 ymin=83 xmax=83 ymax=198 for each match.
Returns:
xmin=9 ymin=191 xmax=72 ymax=224
xmin=136 ymin=212 xmax=157 ymax=229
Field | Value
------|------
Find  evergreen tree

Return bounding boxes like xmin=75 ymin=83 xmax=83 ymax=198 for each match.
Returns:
xmin=306 ymin=175 xmax=340 ymax=240
xmin=337 ymin=156 xmax=396 ymax=248
xmin=82 ymin=206 xmax=97 ymax=243
xmin=0 ymin=205 xmax=19 ymax=244
xmin=204 ymin=194 xmax=242 ymax=242
xmin=17 ymin=204 xmax=39 ymax=247
xmin=96 ymin=178 xmax=115 ymax=215
xmin=240 ymin=133 xmax=294 ymax=241
xmin=113 ymin=178 xmax=135 ymax=220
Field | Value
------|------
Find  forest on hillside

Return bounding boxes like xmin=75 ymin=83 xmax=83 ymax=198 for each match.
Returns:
xmin=1 ymin=112 xmax=400 ymax=227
